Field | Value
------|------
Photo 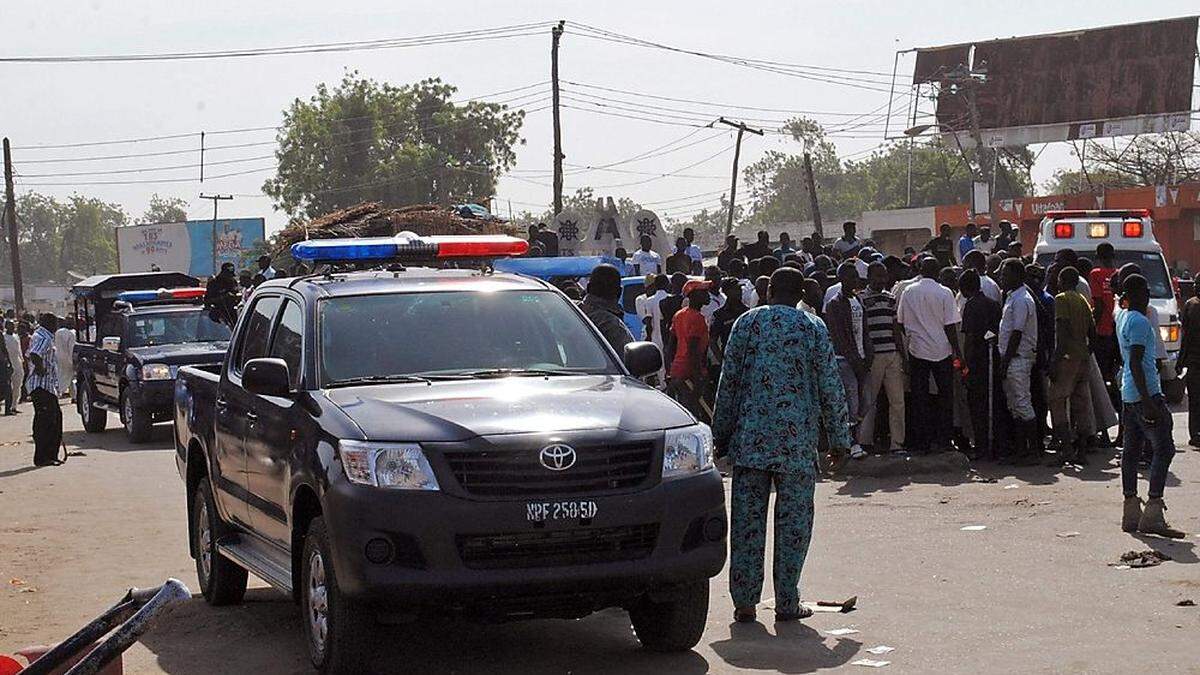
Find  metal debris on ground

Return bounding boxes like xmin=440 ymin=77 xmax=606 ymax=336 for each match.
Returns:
xmin=1108 ymin=550 xmax=1171 ymax=568
xmin=866 ymin=645 xmax=896 ymax=655
xmin=851 ymin=659 xmax=891 ymax=668
xmin=1056 ymin=531 xmax=1081 ymax=538
xmin=960 ymin=525 xmax=987 ymax=531
xmin=826 ymin=628 xmax=860 ymax=636
xmin=806 ymin=596 xmax=858 ymax=613
xmin=1003 ymin=483 xmax=1020 ymax=489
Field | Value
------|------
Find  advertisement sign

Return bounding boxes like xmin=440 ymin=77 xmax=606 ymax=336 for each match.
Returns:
xmin=116 ymin=218 xmax=266 ymax=276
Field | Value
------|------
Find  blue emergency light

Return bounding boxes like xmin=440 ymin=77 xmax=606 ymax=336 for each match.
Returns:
xmin=290 ymin=233 xmax=529 ymax=263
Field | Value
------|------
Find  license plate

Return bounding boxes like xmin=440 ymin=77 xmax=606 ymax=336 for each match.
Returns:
xmin=526 ymin=500 xmax=598 ymax=522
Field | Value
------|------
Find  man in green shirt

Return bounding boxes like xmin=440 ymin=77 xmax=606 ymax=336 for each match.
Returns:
xmin=1047 ymin=266 xmax=1096 ymax=464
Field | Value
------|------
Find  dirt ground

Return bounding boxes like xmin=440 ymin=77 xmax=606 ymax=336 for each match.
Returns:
xmin=1 ymin=402 xmax=1198 ymax=674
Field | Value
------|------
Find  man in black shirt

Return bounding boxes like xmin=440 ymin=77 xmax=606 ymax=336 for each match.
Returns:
xmin=739 ymin=231 xmax=772 ymax=262
xmin=665 ymin=237 xmax=693 ymax=275
xmin=717 ymin=235 xmax=742 ymax=271
xmin=959 ymin=269 xmax=1002 ymax=459
xmin=924 ymin=223 xmax=956 ymax=268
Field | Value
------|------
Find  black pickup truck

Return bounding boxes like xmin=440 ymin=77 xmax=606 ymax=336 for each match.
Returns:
xmin=174 ymin=264 xmax=726 ymax=673
xmin=71 ymin=272 xmax=231 ymax=442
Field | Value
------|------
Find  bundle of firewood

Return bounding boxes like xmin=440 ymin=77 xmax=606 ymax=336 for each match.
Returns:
xmin=271 ymin=202 xmax=521 ymax=259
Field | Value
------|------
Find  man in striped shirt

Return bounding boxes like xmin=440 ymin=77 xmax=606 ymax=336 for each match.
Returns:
xmin=858 ymin=262 xmax=906 ymax=452
xmin=26 ymin=313 xmax=62 ymax=466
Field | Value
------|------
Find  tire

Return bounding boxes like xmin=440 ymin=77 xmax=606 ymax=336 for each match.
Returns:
xmin=121 ymin=389 xmax=152 ymax=443
xmin=629 ymin=580 xmax=710 ymax=652
xmin=192 ymin=481 xmax=248 ymax=606
xmin=77 ymin=380 xmax=107 ymax=433
xmin=302 ymin=517 xmax=373 ymax=674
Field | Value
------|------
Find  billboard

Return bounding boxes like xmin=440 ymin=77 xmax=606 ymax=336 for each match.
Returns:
xmin=116 ymin=218 xmax=266 ymax=276
xmin=913 ymin=16 xmax=1197 ymax=146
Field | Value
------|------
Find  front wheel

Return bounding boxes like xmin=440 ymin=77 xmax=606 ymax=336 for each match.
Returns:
xmin=121 ymin=390 xmax=152 ymax=443
xmin=192 ymin=481 xmax=247 ymax=606
xmin=77 ymin=381 xmax=107 ymax=433
xmin=303 ymin=517 xmax=373 ymax=674
xmin=629 ymin=580 xmax=710 ymax=652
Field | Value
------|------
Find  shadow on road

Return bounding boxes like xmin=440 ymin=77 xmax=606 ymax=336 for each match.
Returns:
xmin=1130 ymin=533 xmax=1199 ymax=564
xmin=63 ymin=425 xmax=175 ymax=453
xmin=710 ymin=620 xmax=861 ymax=673
xmin=139 ymin=592 xmax=713 ymax=674
xmin=0 ymin=464 xmax=44 ymax=480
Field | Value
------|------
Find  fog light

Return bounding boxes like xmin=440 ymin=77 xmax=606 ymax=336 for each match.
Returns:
xmin=703 ymin=516 xmax=727 ymax=542
xmin=365 ymin=537 xmax=393 ymax=564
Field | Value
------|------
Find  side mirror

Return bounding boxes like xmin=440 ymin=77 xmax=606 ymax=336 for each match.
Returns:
xmin=101 ymin=336 xmax=121 ymax=352
xmin=243 ymin=357 xmax=292 ymax=397
xmin=623 ymin=341 xmax=662 ymax=378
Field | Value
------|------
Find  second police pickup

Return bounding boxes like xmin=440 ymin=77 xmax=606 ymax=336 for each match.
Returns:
xmin=172 ymin=233 xmax=727 ymax=674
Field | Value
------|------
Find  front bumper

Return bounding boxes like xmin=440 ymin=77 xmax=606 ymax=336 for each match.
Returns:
xmin=322 ymin=469 xmax=727 ymax=615
xmin=125 ymin=379 xmax=176 ymax=422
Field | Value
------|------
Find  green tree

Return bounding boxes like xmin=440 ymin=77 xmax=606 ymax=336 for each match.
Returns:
xmin=140 ymin=193 xmax=190 ymax=224
xmin=0 ymin=192 xmax=125 ymax=282
xmin=264 ymin=72 xmax=526 ymax=219
xmin=60 ymin=195 xmax=124 ymax=276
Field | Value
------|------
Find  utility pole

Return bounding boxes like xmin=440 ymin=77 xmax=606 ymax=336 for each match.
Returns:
xmin=944 ymin=64 xmax=996 ymax=226
xmin=550 ymin=20 xmax=565 ymax=215
xmin=717 ymin=117 xmax=763 ymax=237
xmin=803 ymin=152 xmax=823 ymax=240
xmin=199 ymin=193 xmax=232 ymax=276
xmin=3 ymin=139 xmax=23 ymax=312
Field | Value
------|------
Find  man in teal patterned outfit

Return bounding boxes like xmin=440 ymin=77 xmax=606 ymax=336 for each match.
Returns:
xmin=713 ymin=267 xmax=851 ymax=623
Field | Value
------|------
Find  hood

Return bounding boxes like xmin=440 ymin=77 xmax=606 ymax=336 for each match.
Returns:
xmin=125 ymin=342 xmax=229 ymax=366
xmin=322 ymin=375 xmax=693 ymax=441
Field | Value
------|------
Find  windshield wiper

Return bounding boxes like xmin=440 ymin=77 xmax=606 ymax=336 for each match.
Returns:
xmin=450 ymin=368 xmax=583 ymax=379
xmin=324 ymin=374 xmax=436 ymax=388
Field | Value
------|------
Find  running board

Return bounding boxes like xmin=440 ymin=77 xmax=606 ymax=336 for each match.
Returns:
xmin=217 ymin=535 xmax=293 ymax=594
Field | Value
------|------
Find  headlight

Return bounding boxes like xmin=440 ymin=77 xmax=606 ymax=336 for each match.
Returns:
xmin=338 ymin=441 xmax=440 ymax=491
xmin=662 ymin=424 xmax=714 ymax=480
xmin=140 ymin=363 xmax=173 ymax=380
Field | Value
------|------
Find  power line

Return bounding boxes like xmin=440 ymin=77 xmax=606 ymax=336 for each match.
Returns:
xmin=565 ymin=79 xmax=907 ymax=117
xmin=0 ymin=23 xmax=554 ymax=64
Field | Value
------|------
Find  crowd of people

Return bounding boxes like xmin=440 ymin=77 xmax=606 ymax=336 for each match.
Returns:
xmin=577 ymin=218 xmax=1189 ymax=621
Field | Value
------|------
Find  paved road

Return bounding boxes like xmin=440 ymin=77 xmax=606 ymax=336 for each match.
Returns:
xmin=1 ymin=402 xmax=1198 ymax=673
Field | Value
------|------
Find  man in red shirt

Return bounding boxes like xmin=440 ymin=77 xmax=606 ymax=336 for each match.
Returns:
xmin=1090 ymin=243 xmax=1119 ymax=408
xmin=669 ymin=280 xmax=712 ymax=421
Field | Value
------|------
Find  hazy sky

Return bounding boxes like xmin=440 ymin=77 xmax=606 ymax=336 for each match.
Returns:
xmin=3 ymin=0 xmax=1197 ymax=235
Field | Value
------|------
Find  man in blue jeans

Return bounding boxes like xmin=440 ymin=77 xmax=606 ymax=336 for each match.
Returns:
xmin=1117 ymin=274 xmax=1185 ymax=538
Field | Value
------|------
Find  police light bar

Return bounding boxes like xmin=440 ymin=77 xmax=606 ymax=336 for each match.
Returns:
xmin=1044 ymin=209 xmax=1152 ymax=219
xmin=116 ymin=287 xmax=207 ymax=303
xmin=290 ymin=232 xmax=529 ymax=263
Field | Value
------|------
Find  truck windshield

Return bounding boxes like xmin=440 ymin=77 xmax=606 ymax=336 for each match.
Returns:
xmin=127 ymin=310 xmax=232 ymax=347
xmin=319 ymin=290 xmax=621 ymax=384
xmin=1036 ymin=250 xmax=1173 ymax=299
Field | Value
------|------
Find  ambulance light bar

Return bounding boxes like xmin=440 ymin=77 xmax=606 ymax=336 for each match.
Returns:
xmin=291 ymin=233 xmax=529 ymax=263
xmin=1044 ymin=209 xmax=1151 ymax=219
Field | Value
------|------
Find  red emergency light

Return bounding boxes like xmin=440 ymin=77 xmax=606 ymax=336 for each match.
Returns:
xmin=424 ymin=236 xmax=530 ymax=258
xmin=1122 ymin=220 xmax=1144 ymax=237
xmin=1053 ymin=222 xmax=1074 ymax=238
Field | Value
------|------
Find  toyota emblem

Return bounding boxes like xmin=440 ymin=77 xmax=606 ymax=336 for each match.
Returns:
xmin=539 ymin=444 xmax=577 ymax=471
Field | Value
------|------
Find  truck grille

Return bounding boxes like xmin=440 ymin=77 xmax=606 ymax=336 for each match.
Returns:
xmin=442 ymin=443 xmax=655 ymax=497
xmin=457 ymin=524 xmax=659 ymax=570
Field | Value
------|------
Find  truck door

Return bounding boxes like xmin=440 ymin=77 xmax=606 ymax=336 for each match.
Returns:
xmin=93 ymin=314 xmax=124 ymax=403
xmin=244 ymin=297 xmax=304 ymax=547
xmin=215 ymin=295 xmax=281 ymax=530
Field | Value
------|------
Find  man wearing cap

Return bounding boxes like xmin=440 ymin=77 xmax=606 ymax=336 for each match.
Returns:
xmin=714 ymin=267 xmax=850 ymax=624
xmin=669 ymin=280 xmax=712 ymax=421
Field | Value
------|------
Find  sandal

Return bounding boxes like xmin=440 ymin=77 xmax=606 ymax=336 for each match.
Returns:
xmin=775 ymin=605 xmax=814 ymax=622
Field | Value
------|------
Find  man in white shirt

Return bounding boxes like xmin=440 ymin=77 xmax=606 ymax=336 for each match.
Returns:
xmin=972 ymin=225 xmax=996 ymax=255
xmin=897 ymin=257 xmax=962 ymax=453
xmin=962 ymin=250 xmax=1002 ymax=303
xmin=257 ymin=255 xmax=277 ymax=280
xmin=4 ymin=322 xmax=21 ymax=414
xmin=53 ymin=318 xmax=76 ymax=399
xmin=682 ymin=227 xmax=704 ymax=266
xmin=629 ymin=235 xmax=663 ymax=276
xmin=998 ymin=258 xmax=1040 ymax=463
xmin=832 ymin=221 xmax=862 ymax=259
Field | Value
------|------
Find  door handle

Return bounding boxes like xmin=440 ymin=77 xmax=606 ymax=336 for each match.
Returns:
xmin=246 ymin=411 xmax=259 ymax=423
xmin=215 ymin=398 xmax=228 ymax=410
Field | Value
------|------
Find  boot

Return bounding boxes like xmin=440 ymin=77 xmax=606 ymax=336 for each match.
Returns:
xmin=1138 ymin=498 xmax=1186 ymax=539
xmin=1014 ymin=421 xmax=1041 ymax=465
xmin=1122 ymin=496 xmax=1143 ymax=533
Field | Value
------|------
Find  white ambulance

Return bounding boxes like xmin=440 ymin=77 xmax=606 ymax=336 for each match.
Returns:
xmin=1033 ymin=208 xmax=1182 ymax=403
